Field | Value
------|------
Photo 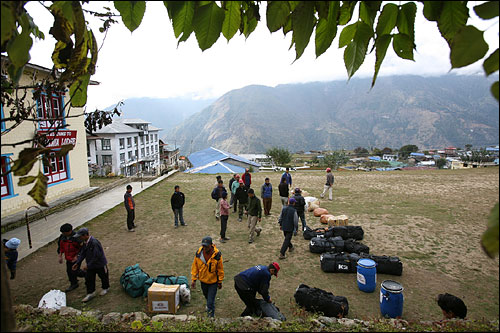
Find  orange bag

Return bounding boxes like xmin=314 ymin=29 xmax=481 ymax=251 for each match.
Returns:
xmin=314 ymin=208 xmax=329 ymax=217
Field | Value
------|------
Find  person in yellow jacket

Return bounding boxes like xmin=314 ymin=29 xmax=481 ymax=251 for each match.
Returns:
xmin=191 ymin=236 xmax=224 ymax=317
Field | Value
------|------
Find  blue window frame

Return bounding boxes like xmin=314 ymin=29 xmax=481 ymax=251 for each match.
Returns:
xmin=35 ymin=90 xmax=67 ymax=130
xmin=1 ymin=154 xmax=17 ymax=200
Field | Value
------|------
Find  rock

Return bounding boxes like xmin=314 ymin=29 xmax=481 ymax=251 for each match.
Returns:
xmin=101 ymin=312 xmax=122 ymax=325
xmin=174 ymin=314 xmax=188 ymax=321
xmin=15 ymin=304 xmax=34 ymax=313
xmin=152 ymin=314 xmax=176 ymax=322
xmin=318 ymin=316 xmax=337 ymax=325
xmin=121 ymin=311 xmax=150 ymax=322
xmin=310 ymin=318 xmax=325 ymax=328
xmin=59 ymin=306 xmax=82 ymax=316
xmin=338 ymin=318 xmax=356 ymax=327
xmin=40 ymin=308 xmax=57 ymax=315
xmin=83 ymin=310 xmax=103 ymax=321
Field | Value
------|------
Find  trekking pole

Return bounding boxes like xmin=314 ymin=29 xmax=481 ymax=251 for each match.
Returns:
xmin=25 ymin=206 xmax=46 ymax=249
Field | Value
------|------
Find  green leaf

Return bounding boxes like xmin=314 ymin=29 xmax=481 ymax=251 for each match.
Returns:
xmin=338 ymin=1 xmax=357 ymax=25
xmin=339 ymin=22 xmax=357 ymax=48
xmin=344 ymin=21 xmax=373 ymax=79
xmin=491 ymin=81 xmax=499 ymax=101
xmin=222 ymin=1 xmax=241 ymax=41
xmin=193 ymin=2 xmax=225 ymax=50
xmin=393 ymin=33 xmax=414 ymax=60
xmin=437 ymin=1 xmax=469 ymax=44
xmin=1 ymin=1 xmax=17 ymax=49
xmin=396 ymin=2 xmax=416 ymax=43
xmin=291 ymin=1 xmax=316 ymax=60
xmin=483 ymin=49 xmax=499 ymax=76
xmin=474 ymin=1 xmax=499 ymax=20
xmin=28 ymin=172 xmax=49 ymax=207
xmin=423 ymin=1 xmax=444 ymax=22
xmin=450 ymin=25 xmax=488 ymax=68
xmin=54 ymin=144 xmax=75 ymax=157
xmin=18 ymin=176 xmax=37 ymax=186
xmin=372 ymin=34 xmax=392 ymax=88
xmin=6 ymin=29 xmax=32 ymax=68
xmin=359 ymin=1 xmax=381 ymax=27
xmin=481 ymin=203 xmax=499 ymax=258
xmin=315 ymin=1 xmax=340 ymax=58
xmin=114 ymin=1 xmax=146 ymax=33
xmin=376 ymin=3 xmax=398 ymax=36
xmin=7 ymin=63 xmax=24 ymax=85
xmin=164 ymin=1 xmax=195 ymax=41
xmin=70 ymin=73 xmax=91 ymax=107
xmin=266 ymin=1 xmax=290 ymax=33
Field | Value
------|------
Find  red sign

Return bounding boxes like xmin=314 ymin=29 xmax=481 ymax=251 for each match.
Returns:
xmin=38 ymin=130 xmax=78 ymax=148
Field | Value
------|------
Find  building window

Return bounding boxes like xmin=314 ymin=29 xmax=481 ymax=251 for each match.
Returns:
xmin=120 ymin=153 xmax=125 ymax=162
xmin=102 ymin=155 xmax=112 ymax=166
xmin=102 ymin=139 xmax=111 ymax=150
xmin=134 ymin=137 xmax=138 ymax=146
xmin=141 ymin=148 xmax=145 ymax=157
xmin=36 ymin=91 xmax=64 ymax=130
xmin=87 ymin=143 xmax=90 ymax=157
xmin=150 ymin=134 xmax=154 ymax=142
xmin=135 ymin=149 xmax=139 ymax=158
xmin=119 ymin=138 xmax=125 ymax=149
xmin=155 ymin=134 xmax=158 ymax=142
xmin=128 ymin=151 xmax=132 ymax=160
xmin=1 ymin=156 xmax=15 ymax=198
xmin=146 ymin=135 xmax=149 ymax=143
xmin=127 ymin=137 xmax=132 ymax=147
xmin=146 ymin=147 xmax=150 ymax=155
xmin=141 ymin=136 xmax=144 ymax=145
xmin=42 ymin=151 xmax=68 ymax=185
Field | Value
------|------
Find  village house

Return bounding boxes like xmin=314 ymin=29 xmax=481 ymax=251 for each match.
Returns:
xmin=159 ymin=140 xmax=180 ymax=173
xmin=1 ymin=57 xmax=93 ymax=217
xmin=87 ymin=118 xmax=162 ymax=176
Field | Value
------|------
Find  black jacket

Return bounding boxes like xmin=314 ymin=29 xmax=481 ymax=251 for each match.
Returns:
xmin=211 ymin=186 xmax=227 ymax=201
xmin=235 ymin=186 xmax=248 ymax=204
xmin=171 ymin=191 xmax=185 ymax=210
xmin=278 ymin=182 xmax=289 ymax=197
xmin=278 ymin=205 xmax=299 ymax=232
xmin=75 ymin=236 xmax=107 ymax=270
xmin=293 ymin=194 xmax=306 ymax=214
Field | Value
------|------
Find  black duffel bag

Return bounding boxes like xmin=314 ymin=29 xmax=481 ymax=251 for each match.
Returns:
xmin=320 ymin=252 xmax=359 ymax=273
xmin=309 ymin=236 xmax=344 ymax=254
xmin=303 ymin=226 xmax=333 ymax=240
xmin=360 ymin=253 xmax=403 ymax=276
xmin=344 ymin=239 xmax=370 ymax=254
xmin=294 ymin=283 xmax=349 ymax=318
xmin=257 ymin=299 xmax=286 ymax=321
xmin=346 ymin=226 xmax=364 ymax=240
xmin=332 ymin=226 xmax=348 ymax=239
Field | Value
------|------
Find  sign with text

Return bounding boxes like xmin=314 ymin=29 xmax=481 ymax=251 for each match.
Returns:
xmin=39 ymin=130 xmax=77 ymax=148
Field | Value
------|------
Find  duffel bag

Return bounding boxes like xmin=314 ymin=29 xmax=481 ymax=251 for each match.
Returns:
xmin=143 ymin=275 xmax=190 ymax=297
xmin=303 ymin=226 xmax=334 ymax=240
xmin=332 ymin=226 xmax=348 ymax=239
xmin=346 ymin=226 xmax=364 ymax=240
xmin=360 ymin=253 xmax=403 ymax=276
xmin=344 ymin=239 xmax=370 ymax=254
xmin=120 ymin=264 xmax=150 ymax=298
xmin=320 ymin=252 xmax=359 ymax=273
xmin=257 ymin=299 xmax=286 ymax=321
xmin=309 ymin=237 xmax=338 ymax=254
xmin=294 ymin=283 xmax=349 ymax=318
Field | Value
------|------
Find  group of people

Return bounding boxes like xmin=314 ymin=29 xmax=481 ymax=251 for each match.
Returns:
xmin=1 ymin=166 xmax=468 ymax=321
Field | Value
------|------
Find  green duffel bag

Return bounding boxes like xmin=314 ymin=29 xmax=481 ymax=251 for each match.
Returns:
xmin=120 ymin=264 xmax=150 ymax=298
xmin=143 ymin=275 xmax=189 ymax=297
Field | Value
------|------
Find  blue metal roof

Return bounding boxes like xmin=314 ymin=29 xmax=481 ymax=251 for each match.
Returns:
xmin=186 ymin=161 xmax=247 ymax=174
xmin=369 ymin=156 xmax=381 ymax=161
xmin=410 ymin=152 xmax=425 ymax=157
xmin=187 ymin=147 xmax=260 ymax=168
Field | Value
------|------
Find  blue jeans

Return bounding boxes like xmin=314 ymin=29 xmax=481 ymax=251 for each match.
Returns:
xmin=200 ymin=282 xmax=218 ymax=317
xmin=298 ymin=211 xmax=307 ymax=229
xmin=174 ymin=208 xmax=185 ymax=226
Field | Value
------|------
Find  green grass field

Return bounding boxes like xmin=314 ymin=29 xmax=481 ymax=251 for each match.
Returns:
xmin=10 ymin=168 xmax=499 ymax=322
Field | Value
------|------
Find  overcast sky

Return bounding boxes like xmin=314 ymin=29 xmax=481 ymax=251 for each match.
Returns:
xmin=24 ymin=1 xmax=499 ymax=113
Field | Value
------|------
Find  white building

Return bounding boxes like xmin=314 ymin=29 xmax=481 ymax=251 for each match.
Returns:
xmin=87 ymin=119 xmax=162 ymax=176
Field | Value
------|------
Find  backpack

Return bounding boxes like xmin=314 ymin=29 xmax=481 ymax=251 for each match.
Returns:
xmin=257 ymin=299 xmax=286 ymax=321
xmin=143 ymin=275 xmax=190 ymax=297
xmin=294 ymin=283 xmax=349 ymax=318
xmin=120 ymin=264 xmax=150 ymax=298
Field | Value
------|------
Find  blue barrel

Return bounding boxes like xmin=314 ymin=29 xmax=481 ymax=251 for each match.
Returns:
xmin=357 ymin=259 xmax=376 ymax=293
xmin=380 ymin=280 xmax=404 ymax=318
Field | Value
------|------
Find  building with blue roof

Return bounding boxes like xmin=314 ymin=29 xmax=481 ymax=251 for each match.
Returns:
xmin=185 ymin=147 xmax=261 ymax=174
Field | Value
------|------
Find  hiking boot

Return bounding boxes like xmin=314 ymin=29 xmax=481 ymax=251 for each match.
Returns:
xmin=256 ymin=229 xmax=261 ymax=237
xmin=279 ymin=254 xmax=286 ymax=260
xmin=65 ymin=283 xmax=79 ymax=292
xmin=100 ymin=289 xmax=109 ymax=296
xmin=128 ymin=228 xmax=135 ymax=232
xmin=82 ymin=292 xmax=96 ymax=302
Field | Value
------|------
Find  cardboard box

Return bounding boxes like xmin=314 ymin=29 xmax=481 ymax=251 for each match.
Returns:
xmin=327 ymin=215 xmax=349 ymax=227
xmin=147 ymin=283 xmax=180 ymax=314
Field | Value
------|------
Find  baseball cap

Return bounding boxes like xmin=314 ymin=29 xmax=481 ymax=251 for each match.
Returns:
xmin=5 ymin=238 xmax=21 ymax=250
xmin=74 ymin=228 xmax=89 ymax=238
xmin=271 ymin=262 xmax=280 ymax=276
xmin=238 ymin=179 xmax=244 ymax=184
xmin=201 ymin=236 xmax=213 ymax=246
xmin=326 ymin=168 xmax=331 ymax=172
xmin=294 ymin=187 xmax=301 ymax=193
xmin=288 ymin=197 xmax=296 ymax=205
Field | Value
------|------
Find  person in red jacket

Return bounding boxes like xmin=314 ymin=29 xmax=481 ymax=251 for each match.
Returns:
xmin=242 ymin=168 xmax=252 ymax=190
xmin=57 ymin=223 xmax=84 ymax=292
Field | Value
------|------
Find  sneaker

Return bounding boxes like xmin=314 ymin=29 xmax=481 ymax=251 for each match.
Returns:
xmin=279 ymin=254 xmax=286 ymax=260
xmin=65 ymin=283 xmax=79 ymax=292
xmin=223 ymin=237 xmax=231 ymax=241
xmin=289 ymin=246 xmax=295 ymax=252
xmin=128 ymin=228 xmax=135 ymax=232
xmin=174 ymin=225 xmax=179 ymax=228
xmin=303 ymin=227 xmax=307 ymax=232
xmin=220 ymin=238 xmax=226 ymax=243
xmin=82 ymin=291 xmax=96 ymax=302
xmin=248 ymin=240 xmax=254 ymax=244
xmin=256 ymin=229 xmax=261 ymax=237
xmin=238 ymin=218 xmax=242 ymax=222
xmin=181 ymin=223 xmax=187 ymax=227
xmin=100 ymin=288 xmax=109 ymax=296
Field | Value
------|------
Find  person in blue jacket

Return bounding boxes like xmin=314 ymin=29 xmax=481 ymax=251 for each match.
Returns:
xmin=281 ymin=167 xmax=292 ymax=187
xmin=3 ymin=238 xmax=20 ymax=279
xmin=233 ymin=262 xmax=280 ymax=317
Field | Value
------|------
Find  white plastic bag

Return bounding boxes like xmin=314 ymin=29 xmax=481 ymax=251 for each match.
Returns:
xmin=179 ymin=284 xmax=191 ymax=303
xmin=38 ymin=289 xmax=66 ymax=309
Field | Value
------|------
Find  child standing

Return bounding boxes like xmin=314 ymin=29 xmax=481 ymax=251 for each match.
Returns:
xmin=3 ymin=237 xmax=21 ymax=279
xmin=219 ymin=192 xmax=230 ymax=243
